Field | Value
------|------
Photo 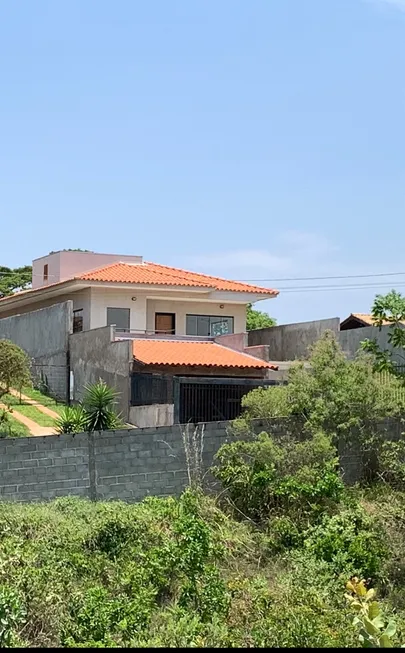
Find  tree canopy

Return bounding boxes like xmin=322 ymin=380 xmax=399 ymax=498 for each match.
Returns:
xmin=0 ymin=340 xmax=32 ymax=399
xmin=235 ymin=330 xmax=405 ymax=438
xmin=246 ymin=303 xmax=276 ymax=330
xmin=361 ymin=290 xmax=405 ymax=381
xmin=0 ymin=266 xmax=32 ymax=298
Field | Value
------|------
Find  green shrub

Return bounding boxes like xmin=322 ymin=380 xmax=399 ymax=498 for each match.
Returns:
xmin=212 ymin=431 xmax=344 ymax=526
xmin=55 ymin=406 xmax=87 ymax=434
xmin=304 ymin=507 xmax=387 ymax=580
xmin=0 ymin=586 xmax=26 ymax=647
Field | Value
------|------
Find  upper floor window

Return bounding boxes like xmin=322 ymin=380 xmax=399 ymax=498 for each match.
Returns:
xmin=73 ymin=309 xmax=83 ymax=333
xmin=43 ymin=264 xmax=48 ymax=282
xmin=186 ymin=315 xmax=234 ymax=337
xmin=107 ymin=307 xmax=130 ymax=331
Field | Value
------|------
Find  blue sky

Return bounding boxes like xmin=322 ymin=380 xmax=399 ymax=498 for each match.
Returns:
xmin=1 ymin=0 xmax=404 ymax=324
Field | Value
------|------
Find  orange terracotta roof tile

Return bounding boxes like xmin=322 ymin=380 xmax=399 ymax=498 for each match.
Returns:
xmin=78 ymin=261 xmax=278 ymax=295
xmin=0 ymin=259 xmax=278 ymax=306
xmin=132 ymin=339 xmax=278 ymax=370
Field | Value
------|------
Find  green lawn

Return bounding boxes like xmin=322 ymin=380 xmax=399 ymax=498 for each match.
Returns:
xmin=0 ymin=413 xmax=30 ymax=438
xmin=3 ymin=394 xmax=57 ymax=428
xmin=20 ymin=386 xmax=66 ymax=416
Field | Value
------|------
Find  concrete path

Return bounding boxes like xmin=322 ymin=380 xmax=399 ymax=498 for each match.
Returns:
xmin=8 ymin=389 xmax=60 ymax=420
xmin=0 ymin=403 xmax=56 ymax=436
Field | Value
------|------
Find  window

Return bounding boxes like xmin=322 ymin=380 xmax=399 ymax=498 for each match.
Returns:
xmin=73 ymin=309 xmax=83 ymax=333
xmin=107 ymin=307 xmax=130 ymax=331
xmin=43 ymin=264 xmax=48 ymax=282
xmin=186 ymin=315 xmax=234 ymax=337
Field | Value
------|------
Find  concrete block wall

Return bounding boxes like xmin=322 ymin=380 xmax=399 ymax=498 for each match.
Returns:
xmin=0 ymin=417 xmax=403 ymax=503
xmin=0 ymin=433 xmax=90 ymax=502
xmin=0 ymin=422 xmax=230 ymax=503
xmin=0 ymin=301 xmax=72 ymax=401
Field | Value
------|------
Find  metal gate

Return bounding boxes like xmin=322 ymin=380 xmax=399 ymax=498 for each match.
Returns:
xmin=174 ymin=377 xmax=279 ymax=424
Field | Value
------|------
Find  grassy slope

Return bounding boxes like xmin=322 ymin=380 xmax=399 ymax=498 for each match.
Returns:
xmin=3 ymin=394 xmax=56 ymax=427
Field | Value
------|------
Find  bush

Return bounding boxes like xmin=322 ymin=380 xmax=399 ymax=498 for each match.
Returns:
xmin=304 ymin=507 xmax=387 ymax=581
xmin=55 ymin=406 xmax=88 ymax=434
xmin=212 ymin=431 xmax=344 ymax=527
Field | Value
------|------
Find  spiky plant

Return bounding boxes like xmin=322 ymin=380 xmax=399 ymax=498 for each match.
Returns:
xmin=82 ymin=380 xmax=122 ymax=432
xmin=55 ymin=406 xmax=88 ymax=434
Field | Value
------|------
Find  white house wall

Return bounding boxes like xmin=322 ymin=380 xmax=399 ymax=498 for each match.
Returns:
xmin=146 ymin=299 xmax=246 ymax=335
xmin=89 ymin=289 xmax=246 ymax=334
xmin=89 ymin=288 xmax=148 ymax=331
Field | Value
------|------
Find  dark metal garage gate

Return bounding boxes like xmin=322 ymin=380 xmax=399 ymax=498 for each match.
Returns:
xmin=174 ymin=376 xmax=279 ymax=424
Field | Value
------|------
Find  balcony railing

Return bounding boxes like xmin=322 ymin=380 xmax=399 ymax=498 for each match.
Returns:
xmin=113 ymin=327 xmax=214 ymax=342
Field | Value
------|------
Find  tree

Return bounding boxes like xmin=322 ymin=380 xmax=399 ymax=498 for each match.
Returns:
xmin=0 ymin=340 xmax=32 ymax=399
xmin=246 ymin=303 xmax=276 ymax=331
xmin=361 ymin=290 xmax=405 ymax=381
xmin=235 ymin=331 xmax=405 ymax=439
xmin=0 ymin=266 xmax=32 ymax=298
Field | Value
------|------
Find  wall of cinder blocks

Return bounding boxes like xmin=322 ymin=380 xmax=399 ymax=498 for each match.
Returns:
xmin=0 ymin=423 xmax=230 ymax=503
xmin=0 ymin=417 xmax=402 ymax=503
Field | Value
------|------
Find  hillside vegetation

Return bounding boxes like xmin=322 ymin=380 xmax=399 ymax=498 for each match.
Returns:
xmin=1 ymin=483 xmax=405 ymax=648
xmin=2 ymin=332 xmax=405 ymax=647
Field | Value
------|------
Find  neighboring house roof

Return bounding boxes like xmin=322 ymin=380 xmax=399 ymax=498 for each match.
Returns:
xmin=341 ymin=313 xmax=405 ymax=329
xmin=0 ymin=261 xmax=277 ymax=306
xmin=132 ymin=339 xmax=278 ymax=370
xmin=79 ymin=261 xmax=277 ymax=295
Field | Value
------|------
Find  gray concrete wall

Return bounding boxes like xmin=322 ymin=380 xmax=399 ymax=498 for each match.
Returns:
xmin=0 ymin=302 xmax=72 ymax=400
xmin=248 ymin=318 xmax=340 ymax=361
xmin=0 ymin=417 xmax=402 ymax=502
xmin=338 ymin=324 xmax=405 ymax=364
xmin=0 ymin=423 xmax=230 ymax=502
xmin=69 ymin=326 xmax=132 ymax=421
xmin=129 ymin=404 xmax=174 ymax=428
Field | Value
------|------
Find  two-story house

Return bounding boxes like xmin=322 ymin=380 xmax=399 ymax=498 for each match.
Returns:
xmin=0 ymin=250 xmax=279 ymax=426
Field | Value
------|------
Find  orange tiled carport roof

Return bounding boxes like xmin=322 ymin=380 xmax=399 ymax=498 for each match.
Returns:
xmin=132 ymin=339 xmax=278 ymax=370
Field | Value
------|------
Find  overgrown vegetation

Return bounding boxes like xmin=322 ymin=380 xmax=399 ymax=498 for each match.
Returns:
xmin=2 ymin=327 xmax=405 ymax=646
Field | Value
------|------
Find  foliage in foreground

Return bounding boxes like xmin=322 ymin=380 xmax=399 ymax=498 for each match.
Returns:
xmin=0 ymin=489 xmax=361 ymax=648
xmin=55 ymin=380 xmax=123 ymax=434
xmin=1 ymin=478 xmax=405 ymax=648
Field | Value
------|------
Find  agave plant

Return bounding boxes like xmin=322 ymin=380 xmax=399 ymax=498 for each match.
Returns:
xmin=55 ymin=406 xmax=88 ymax=434
xmin=82 ymin=380 xmax=122 ymax=432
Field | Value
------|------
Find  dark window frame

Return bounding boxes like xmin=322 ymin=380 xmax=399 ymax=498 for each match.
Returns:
xmin=186 ymin=314 xmax=234 ymax=337
xmin=73 ymin=308 xmax=84 ymax=333
xmin=43 ymin=264 xmax=48 ymax=282
xmin=106 ymin=307 xmax=130 ymax=331
xmin=155 ymin=312 xmax=176 ymax=334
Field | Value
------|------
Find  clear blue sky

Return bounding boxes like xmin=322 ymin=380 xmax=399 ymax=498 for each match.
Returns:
xmin=1 ymin=0 xmax=404 ymax=324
